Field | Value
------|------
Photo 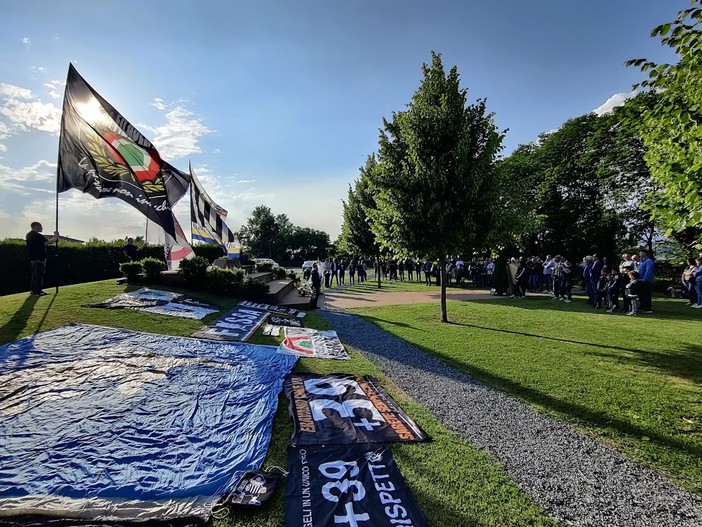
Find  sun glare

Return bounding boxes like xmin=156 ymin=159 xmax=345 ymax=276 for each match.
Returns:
xmin=76 ymin=98 xmax=105 ymax=125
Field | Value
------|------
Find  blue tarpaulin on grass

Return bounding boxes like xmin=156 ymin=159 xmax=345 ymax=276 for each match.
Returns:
xmin=0 ymin=324 xmax=297 ymax=523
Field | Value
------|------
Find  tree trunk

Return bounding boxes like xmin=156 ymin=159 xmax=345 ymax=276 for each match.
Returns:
xmin=439 ymin=257 xmax=447 ymax=323
xmin=376 ymin=253 xmax=382 ymax=289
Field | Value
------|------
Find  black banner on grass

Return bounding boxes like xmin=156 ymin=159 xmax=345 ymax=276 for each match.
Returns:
xmin=286 ymin=444 xmax=428 ymax=527
xmin=284 ymin=374 xmax=428 ymax=444
xmin=192 ymin=306 xmax=269 ymax=341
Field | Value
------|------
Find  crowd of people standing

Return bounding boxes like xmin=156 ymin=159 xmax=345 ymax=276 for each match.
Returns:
xmin=314 ymin=248 xmax=702 ymax=316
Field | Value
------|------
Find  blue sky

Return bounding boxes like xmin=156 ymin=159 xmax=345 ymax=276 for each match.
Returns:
xmin=0 ymin=0 xmax=687 ymax=243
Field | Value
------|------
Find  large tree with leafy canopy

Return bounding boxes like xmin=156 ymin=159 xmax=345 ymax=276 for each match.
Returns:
xmin=626 ymin=1 xmax=702 ymax=248
xmin=338 ymin=155 xmax=384 ymax=288
xmin=369 ymin=52 xmax=504 ymax=322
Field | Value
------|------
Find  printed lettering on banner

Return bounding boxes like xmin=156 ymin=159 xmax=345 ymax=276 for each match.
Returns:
xmin=193 ymin=307 xmax=269 ymax=341
xmin=285 ymin=444 xmax=428 ymax=527
xmin=284 ymin=374 xmax=428 ymax=444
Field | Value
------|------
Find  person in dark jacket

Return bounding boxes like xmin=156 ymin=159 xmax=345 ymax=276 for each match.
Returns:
xmin=26 ymin=221 xmax=59 ymax=296
xmin=310 ymin=263 xmax=322 ymax=309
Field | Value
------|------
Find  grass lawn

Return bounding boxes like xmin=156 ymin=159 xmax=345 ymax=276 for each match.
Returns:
xmin=352 ymin=294 xmax=702 ymax=495
xmin=328 ymin=276 xmax=444 ymax=295
xmin=0 ymin=281 xmax=556 ymax=527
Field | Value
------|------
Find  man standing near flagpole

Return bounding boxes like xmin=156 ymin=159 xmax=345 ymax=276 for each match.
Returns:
xmin=26 ymin=221 xmax=59 ymax=296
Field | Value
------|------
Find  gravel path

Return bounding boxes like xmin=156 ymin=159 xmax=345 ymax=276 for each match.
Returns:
xmin=320 ymin=308 xmax=702 ymax=527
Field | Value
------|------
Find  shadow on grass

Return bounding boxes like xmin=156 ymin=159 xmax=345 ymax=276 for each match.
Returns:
xmin=325 ymin=310 xmax=702 ymax=465
xmin=468 ymin=294 xmax=702 ymax=322
xmin=0 ymin=294 xmax=39 ymax=343
xmin=447 ymin=316 xmax=702 ymax=384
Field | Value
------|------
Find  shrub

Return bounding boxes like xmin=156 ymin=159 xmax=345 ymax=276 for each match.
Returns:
xmin=205 ymin=267 xmax=236 ymax=293
xmin=240 ymin=277 xmax=270 ymax=300
xmin=272 ymin=267 xmax=288 ymax=280
xmin=119 ymin=261 xmax=143 ymax=282
xmin=255 ymin=262 xmax=274 ymax=272
xmin=287 ymin=270 xmax=301 ymax=285
xmin=141 ymin=257 xmax=167 ymax=281
xmin=178 ymin=256 xmax=209 ymax=286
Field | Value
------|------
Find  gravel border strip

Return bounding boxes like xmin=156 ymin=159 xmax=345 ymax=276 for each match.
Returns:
xmin=320 ymin=308 xmax=702 ymax=527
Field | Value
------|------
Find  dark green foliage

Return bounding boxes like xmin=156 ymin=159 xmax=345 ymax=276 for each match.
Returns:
xmin=141 ymin=257 xmax=166 ymax=281
xmin=255 ymin=262 xmax=274 ymax=273
xmin=370 ymin=52 xmax=504 ymax=320
xmin=204 ymin=267 xmax=245 ymax=294
xmin=626 ymin=1 xmax=702 ymax=248
xmin=286 ymin=270 xmax=300 ymax=285
xmin=272 ymin=267 xmax=288 ymax=279
xmin=241 ymin=277 xmax=270 ymax=299
xmin=500 ymin=100 xmax=658 ymax=260
xmin=119 ymin=261 xmax=143 ymax=281
xmin=177 ymin=256 xmax=209 ymax=286
xmin=0 ymin=239 xmax=240 ymax=296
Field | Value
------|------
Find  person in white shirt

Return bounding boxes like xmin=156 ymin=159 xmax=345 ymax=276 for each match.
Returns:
xmin=542 ymin=255 xmax=554 ymax=294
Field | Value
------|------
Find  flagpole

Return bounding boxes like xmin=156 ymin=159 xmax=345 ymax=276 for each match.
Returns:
xmin=54 ymin=160 xmax=60 ymax=295
xmin=189 ymin=161 xmax=194 ymax=247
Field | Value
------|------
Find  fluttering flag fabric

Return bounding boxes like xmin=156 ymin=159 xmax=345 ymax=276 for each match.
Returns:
xmin=165 ymin=214 xmax=195 ymax=270
xmin=57 ymin=64 xmax=190 ymax=239
xmin=190 ymin=163 xmax=240 ymax=258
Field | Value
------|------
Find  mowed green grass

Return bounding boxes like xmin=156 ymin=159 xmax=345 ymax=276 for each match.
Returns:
xmin=0 ymin=281 xmax=556 ymax=527
xmin=328 ymin=275 xmax=439 ymax=295
xmin=353 ymin=295 xmax=702 ymax=494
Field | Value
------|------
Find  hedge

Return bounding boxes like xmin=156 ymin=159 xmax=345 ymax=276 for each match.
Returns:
xmin=0 ymin=239 xmax=240 ymax=296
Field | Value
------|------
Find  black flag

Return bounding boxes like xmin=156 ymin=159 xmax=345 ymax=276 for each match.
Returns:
xmin=57 ymin=64 xmax=190 ymax=238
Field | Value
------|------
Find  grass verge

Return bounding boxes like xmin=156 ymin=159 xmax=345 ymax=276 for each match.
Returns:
xmin=0 ymin=280 xmax=556 ymax=527
xmin=352 ymin=294 xmax=702 ymax=495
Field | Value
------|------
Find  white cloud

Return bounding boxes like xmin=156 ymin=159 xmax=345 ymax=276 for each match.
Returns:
xmin=0 ymin=84 xmax=33 ymax=99
xmin=150 ymin=97 xmax=167 ymax=111
xmin=237 ymin=179 xmax=256 ymax=184
xmin=213 ymin=148 xmax=221 ymax=154
xmin=593 ymin=91 xmax=636 ymax=116
xmin=21 ymin=37 xmax=31 ymax=46
xmin=143 ymin=100 xmax=213 ymax=160
xmin=45 ymin=80 xmax=65 ymax=100
xmin=30 ymin=66 xmax=46 ymax=73
xmin=0 ymin=98 xmax=61 ymax=133
xmin=0 ymin=121 xmax=11 ymax=152
xmin=0 ymin=160 xmax=56 ymax=199
xmin=0 ymin=83 xmax=61 ymax=134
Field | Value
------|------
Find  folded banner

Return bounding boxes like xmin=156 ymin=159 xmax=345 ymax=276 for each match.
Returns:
xmin=239 ymin=300 xmax=306 ymax=319
xmin=270 ymin=315 xmax=303 ymax=327
xmin=284 ymin=374 xmax=428 ymax=444
xmin=193 ymin=306 xmax=270 ymax=341
xmin=85 ymin=288 xmax=219 ymax=320
xmin=84 ymin=288 xmax=218 ymax=319
xmin=277 ymin=328 xmax=349 ymax=360
xmin=286 ymin=444 xmax=428 ymax=527
xmin=0 ymin=324 xmax=297 ymax=523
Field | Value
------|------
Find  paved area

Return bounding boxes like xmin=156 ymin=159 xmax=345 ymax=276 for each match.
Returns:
xmin=322 ymin=282 xmax=495 ymax=309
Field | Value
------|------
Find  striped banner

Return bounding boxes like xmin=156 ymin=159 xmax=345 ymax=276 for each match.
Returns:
xmin=189 ymin=163 xmax=239 ymax=258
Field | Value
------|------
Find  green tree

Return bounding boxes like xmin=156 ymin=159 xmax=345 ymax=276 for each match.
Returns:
xmin=500 ymin=102 xmax=657 ymax=261
xmin=287 ymin=227 xmax=330 ymax=261
xmin=626 ymin=1 xmax=702 ymax=248
xmin=339 ymin=155 xmax=384 ymax=288
xmin=238 ymin=205 xmax=293 ymax=261
xmin=370 ymin=52 xmax=504 ymax=322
